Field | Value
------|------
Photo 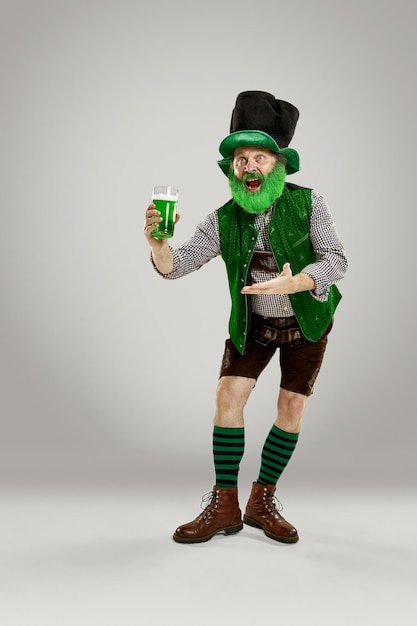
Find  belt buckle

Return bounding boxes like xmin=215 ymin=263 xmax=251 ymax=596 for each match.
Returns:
xmin=287 ymin=328 xmax=304 ymax=345
xmin=254 ymin=324 xmax=278 ymax=346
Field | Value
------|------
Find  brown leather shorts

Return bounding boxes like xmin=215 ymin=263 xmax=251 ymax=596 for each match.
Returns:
xmin=219 ymin=313 xmax=333 ymax=396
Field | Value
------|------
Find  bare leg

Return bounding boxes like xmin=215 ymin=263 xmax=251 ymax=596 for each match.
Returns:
xmin=243 ymin=387 xmax=308 ymax=543
xmin=214 ymin=375 xmax=256 ymax=428
xmin=173 ymin=376 xmax=254 ymax=543
xmin=275 ymin=387 xmax=308 ymax=433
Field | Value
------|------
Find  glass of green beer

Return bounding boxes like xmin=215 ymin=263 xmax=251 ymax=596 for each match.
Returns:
xmin=151 ymin=185 xmax=179 ymax=239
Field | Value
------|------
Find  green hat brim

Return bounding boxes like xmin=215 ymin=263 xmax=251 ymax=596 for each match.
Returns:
xmin=217 ymin=130 xmax=300 ymax=176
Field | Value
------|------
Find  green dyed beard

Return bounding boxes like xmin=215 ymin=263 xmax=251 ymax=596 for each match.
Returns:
xmin=228 ymin=161 xmax=286 ymax=214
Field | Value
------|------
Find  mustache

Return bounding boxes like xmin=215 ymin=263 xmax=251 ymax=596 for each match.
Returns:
xmin=241 ymin=172 xmax=264 ymax=182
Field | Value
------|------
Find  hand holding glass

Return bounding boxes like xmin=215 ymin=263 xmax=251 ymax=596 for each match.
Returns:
xmin=151 ymin=186 xmax=179 ymax=239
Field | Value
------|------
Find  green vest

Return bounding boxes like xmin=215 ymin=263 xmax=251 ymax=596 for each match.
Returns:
xmin=217 ymin=183 xmax=342 ymax=354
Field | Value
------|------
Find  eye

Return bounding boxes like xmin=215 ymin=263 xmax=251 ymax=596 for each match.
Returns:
xmin=256 ymin=154 xmax=266 ymax=162
xmin=236 ymin=157 xmax=247 ymax=166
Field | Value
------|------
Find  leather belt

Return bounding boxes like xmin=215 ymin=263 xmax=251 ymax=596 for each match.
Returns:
xmin=254 ymin=325 xmax=304 ymax=345
xmin=252 ymin=313 xmax=305 ymax=346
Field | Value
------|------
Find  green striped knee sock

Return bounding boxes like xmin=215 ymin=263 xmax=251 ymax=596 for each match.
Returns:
xmin=257 ymin=425 xmax=299 ymax=486
xmin=213 ymin=426 xmax=245 ymax=488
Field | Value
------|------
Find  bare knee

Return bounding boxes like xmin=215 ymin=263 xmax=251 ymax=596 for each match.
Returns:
xmin=276 ymin=389 xmax=307 ymax=433
xmin=215 ymin=376 xmax=255 ymax=428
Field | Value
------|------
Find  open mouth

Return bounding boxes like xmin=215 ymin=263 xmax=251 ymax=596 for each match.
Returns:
xmin=245 ymin=178 xmax=262 ymax=192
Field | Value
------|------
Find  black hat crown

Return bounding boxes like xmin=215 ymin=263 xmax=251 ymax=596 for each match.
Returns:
xmin=230 ymin=91 xmax=299 ymax=148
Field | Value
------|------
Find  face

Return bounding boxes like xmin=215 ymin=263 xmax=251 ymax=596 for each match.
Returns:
xmin=228 ymin=146 xmax=286 ymax=214
xmin=232 ymin=146 xmax=277 ymax=184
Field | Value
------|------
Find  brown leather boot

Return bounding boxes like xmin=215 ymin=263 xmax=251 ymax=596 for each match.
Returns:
xmin=173 ymin=486 xmax=243 ymax=543
xmin=243 ymin=482 xmax=299 ymax=543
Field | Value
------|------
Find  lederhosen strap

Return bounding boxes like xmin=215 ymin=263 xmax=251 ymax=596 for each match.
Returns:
xmin=250 ymin=251 xmax=278 ymax=274
xmin=249 ymin=253 xmax=305 ymax=344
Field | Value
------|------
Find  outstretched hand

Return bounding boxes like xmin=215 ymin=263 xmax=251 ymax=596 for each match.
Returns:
xmin=241 ymin=263 xmax=299 ymax=295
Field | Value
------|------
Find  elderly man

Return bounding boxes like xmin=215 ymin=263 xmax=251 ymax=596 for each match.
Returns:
xmin=144 ymin=91 xmax=347 ymax=544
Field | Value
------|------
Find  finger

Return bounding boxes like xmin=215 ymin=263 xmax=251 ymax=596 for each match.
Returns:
xmin=145 ymin=205 xmax=160 ymax=217
xmin=146 ymin=213 xmax=162 ymax=223
xmin=241 ymin=283 xmax=269 ymax=293
xmin=143 ymin=214 xmax=162 ymax=232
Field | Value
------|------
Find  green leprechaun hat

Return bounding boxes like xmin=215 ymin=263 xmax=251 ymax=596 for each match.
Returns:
xmin=218 ymin=91 xmax=301 ymax=175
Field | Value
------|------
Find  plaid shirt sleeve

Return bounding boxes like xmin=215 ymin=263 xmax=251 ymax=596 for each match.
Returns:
xmin=302 ymin=190 xmax=348 ymax=299
xmin=151 ymin=210 xmax=221 ymax=279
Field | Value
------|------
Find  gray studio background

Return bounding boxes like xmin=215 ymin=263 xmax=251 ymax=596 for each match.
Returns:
xmin=1 ymin=0 xmax=416 ymax=492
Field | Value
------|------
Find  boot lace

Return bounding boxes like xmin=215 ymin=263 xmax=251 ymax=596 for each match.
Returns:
xmin=264 ymin=492 xmax=283 ymax=516
xmin=200 ymin=491 xmax=218 ymax=519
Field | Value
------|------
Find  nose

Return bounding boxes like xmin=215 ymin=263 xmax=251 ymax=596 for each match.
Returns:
xmin=244 ymin=158 xmax=257 ymax=172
